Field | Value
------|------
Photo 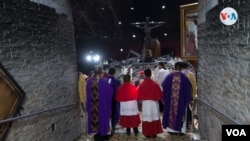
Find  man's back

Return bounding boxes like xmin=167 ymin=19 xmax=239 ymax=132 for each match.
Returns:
xmin=161 ymin=65 xmax=192 ymax=133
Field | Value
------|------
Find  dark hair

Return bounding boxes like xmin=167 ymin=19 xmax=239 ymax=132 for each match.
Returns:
xmin=181 ymin=61 xmax=189 ymax=69
xmin=159 ymin=62 xmax=166 ymax=69
xmin=108 ymin=67 xmax=116 ymax=75
xmin=144 ymin=68 xmax=151 ymax=77
xmin=94 ymin=67 xmax=103 ymax=75
xmin=123 ymin=74 xmax=131 ymax=82
xmin=174 ymin=62 xmax=182 ymax=71
xmin=103 ymin=64 xmax=110 ymax=70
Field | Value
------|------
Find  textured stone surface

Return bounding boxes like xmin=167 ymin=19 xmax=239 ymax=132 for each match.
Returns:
xmin=30 ymin=0 xmax=73 ymax=21
xmin=197 ymin=0 xmax=250 ymax=141
xmin=75 ymin=112 xmax=199 ymax=141
xmin=0 ymin=0 xmax=82 ymax=141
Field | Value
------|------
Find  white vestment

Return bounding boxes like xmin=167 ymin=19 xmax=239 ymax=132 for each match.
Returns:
xmin=156 ymin=68 xmax=170 ymax=90
xmin=141 ymin=100 xmax=161 ymax=122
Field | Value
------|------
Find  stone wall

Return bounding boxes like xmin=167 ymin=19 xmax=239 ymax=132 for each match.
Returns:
xmin=197 ymin=0 xmax=250 ymax=140
xmin=0 ymin=0 xmax=82 ymax=141
xmin=30 ymin=0 xmax=72 ymax=21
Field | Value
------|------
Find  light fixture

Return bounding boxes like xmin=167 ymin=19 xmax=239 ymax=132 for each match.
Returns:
xmin=86 ymin=51 xmax=101 ymax=64
xmin=93 ymin=55 xmax=100 ymax=62
xmin=86 ymin=55 xmax=92 ymax=61
xmin=162 ymin=5 xmax=166 ymax=9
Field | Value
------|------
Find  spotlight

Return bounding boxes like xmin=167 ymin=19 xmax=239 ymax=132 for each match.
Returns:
xmin=93 ymin=55 xmax=100 ymax=62
xmin=86 ymin=55 xmax=92 ymax=61
xmin=85 ymin=51 xmax=101 ymax=64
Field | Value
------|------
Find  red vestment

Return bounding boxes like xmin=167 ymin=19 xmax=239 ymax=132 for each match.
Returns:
xmin=116 ymin=83 xmax=141 ymax=128
xmin=137 ymin=78 xmax=163 ymax=137
xmin=137 ymin=78 xmax=162 ymax=100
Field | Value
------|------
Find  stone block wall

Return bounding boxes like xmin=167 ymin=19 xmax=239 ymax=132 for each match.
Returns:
xmin=30 ymin=0 xmax=73 ymax=21
xmin=0 ymin=0 xmax=82 ymax=141
xmin=197 ymin=0 xmax=250 ymax=140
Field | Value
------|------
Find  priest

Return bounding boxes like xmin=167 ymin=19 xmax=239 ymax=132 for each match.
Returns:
xmin=86 ymin=67 xmax=114 ymax=141
xmin=161 ymin=62 xmax=192 ymax=134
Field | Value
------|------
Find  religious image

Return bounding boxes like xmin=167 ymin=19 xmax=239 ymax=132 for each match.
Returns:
xmin=180 ymin=2 xmax=198 ymax=60
xmin=185 ymin=12 xmax=198 ymax=56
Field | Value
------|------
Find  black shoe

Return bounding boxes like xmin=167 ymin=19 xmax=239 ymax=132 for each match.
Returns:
xmin=133 ymin=127 xmax=139 ymax=136
xmin=102 ymin=135 xmax=110 ymax=141
xmin=94 ymin=134 xmax=110 ymax=141
xmin=167 ymin=132 xmax=178 ymax=135
xmin=168 ymin=132 xmax=185 ymax=136
xmin=126 ymin=128 xmax=131 ymax=136
xmin=94 ymin=134 xmax=102 ymax=141
xmin=178 ymin=133 xmax=185 ymax=136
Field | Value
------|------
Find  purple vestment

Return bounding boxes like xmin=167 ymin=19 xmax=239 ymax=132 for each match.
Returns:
xmin=161 ymin=71 xmax=191 ymax=132
xmin=106 ymin=75 xmax=121 ymax=127
xmin=86 ymin=77 xmax=114 ymax=136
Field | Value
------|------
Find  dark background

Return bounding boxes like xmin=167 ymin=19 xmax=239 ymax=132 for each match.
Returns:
xmin=70 ymin=0 xmax=198 ymax=73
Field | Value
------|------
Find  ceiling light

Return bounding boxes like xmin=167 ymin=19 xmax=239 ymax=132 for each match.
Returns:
xmin=130 ymin=7 xmax=134 ymax=10
xmin=120 ymin=48 xmax=123 ymax=52
xmin=93 ymin=55 xmax=100 ymax=62
xmin=86 ymin=51 xmax=101 ymax=63
xmin=162 ymin=5 xmax=166 ymax=9
xmin=101 ymin=7 xmax=104 ymax=10
xmin=132 ymin=34 xmax=136 ymax=38
xmin=86 ymin=55 xmax=92 ymax=61
xmin=118 ymin=21 xmax=122 ymax=24
xmin=164 ymin=33 xmax=167 ymax=36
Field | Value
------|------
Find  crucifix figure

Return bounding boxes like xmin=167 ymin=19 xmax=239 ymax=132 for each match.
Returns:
xmin=131 ymin=17 xmax=165 ymax=51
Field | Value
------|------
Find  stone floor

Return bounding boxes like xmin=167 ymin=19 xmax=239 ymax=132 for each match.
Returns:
xmin=75 ymin=129 xmax=199 ymax=141
xmin=75 ymin=111 xmax=201 ymax=141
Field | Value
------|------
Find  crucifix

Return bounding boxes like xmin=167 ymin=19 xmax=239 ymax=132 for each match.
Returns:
xmin=130 ymin=17 xmax=165 ymax=58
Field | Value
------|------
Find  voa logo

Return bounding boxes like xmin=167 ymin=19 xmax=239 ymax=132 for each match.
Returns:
xmin=226 ymin=129 xmax=246 ymax=136
xmin=220 ymin=7 xmax=238 ymax=26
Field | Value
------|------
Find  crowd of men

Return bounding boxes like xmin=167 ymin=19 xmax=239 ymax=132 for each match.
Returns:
xmin=78 ymin=61 xmax=197 ymax=141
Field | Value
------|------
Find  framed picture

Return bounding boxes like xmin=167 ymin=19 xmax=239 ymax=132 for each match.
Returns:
xmin=0 ymin=62 xmax=26 ymax=141
xmin=180 ymin=2 xmax=198 ymax=60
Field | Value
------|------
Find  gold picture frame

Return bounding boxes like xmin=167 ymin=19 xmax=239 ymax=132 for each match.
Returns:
xmin=0 ymin=62 xmax=26 ymax=140
xmin=180 ymin=2 xmax=198 ymax=60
